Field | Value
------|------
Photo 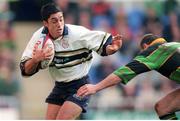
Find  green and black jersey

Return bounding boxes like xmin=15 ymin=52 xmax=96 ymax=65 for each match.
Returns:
xmin=114 ymin=42 xmax=180 ymax=84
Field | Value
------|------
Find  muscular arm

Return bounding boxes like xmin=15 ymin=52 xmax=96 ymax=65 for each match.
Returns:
xmin=77 ymin=56 xmax=153 ymax=97
xmin=20 ymin=43 xmax=53 ymax=76
xmin=77 ymin=73 xmax=122 ymax=97
xmin=24 ymin=58 xmax=40 ymax=75
xmin=94 ymin=73 xmax=122 ymax=92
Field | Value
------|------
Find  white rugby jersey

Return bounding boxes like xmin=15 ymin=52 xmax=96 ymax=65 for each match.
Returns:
xmin=21 ymin=24 xmax=112 ymax=82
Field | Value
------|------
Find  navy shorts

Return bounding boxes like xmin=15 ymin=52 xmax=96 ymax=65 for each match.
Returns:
xmin=45 ymin=76 xmax=90 ymax=113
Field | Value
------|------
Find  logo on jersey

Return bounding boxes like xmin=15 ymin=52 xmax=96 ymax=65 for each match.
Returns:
xmin=61 ymin=39 xmax=69 ymax=49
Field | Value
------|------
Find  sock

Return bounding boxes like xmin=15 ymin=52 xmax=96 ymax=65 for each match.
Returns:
xmin=159 ymin=112 xmax=178 ymax=120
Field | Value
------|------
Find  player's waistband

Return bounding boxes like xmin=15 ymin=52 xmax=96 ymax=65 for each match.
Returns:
xmin=55 ymin=75 xmax=89 ymax=86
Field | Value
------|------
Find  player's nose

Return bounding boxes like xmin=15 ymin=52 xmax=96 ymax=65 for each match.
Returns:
xmin=57 ymin=21 xmax=63 ymax=27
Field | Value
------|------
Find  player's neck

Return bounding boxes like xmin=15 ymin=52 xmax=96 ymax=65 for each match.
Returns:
xmin=48 ymin=33 xmax=63 ymax=40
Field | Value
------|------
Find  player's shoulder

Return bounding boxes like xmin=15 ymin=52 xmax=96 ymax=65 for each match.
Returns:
xmin=32 ymin=26 xmax=46 ymax=38
xmin=66 ymin=24 xmax=89 ymax=33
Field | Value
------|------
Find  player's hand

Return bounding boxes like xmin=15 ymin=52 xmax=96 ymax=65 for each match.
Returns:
xmin=77 ymin=84 xmax=97 ymax=97
xmin=32 ymin=43 xmax=53 ymax=63
xmin=43 ymin=44 xmax=54 ymax=59
xmin=106 ymin=34 xmax=122 ymax=54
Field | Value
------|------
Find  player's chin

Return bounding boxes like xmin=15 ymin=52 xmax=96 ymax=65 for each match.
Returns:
xmin=55 ymin=32 xmax=62 ymax=38
xmin=52 ymin=34 xmax=61 ymax=39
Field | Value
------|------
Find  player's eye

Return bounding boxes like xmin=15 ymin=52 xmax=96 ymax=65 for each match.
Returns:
xmin=51 ymin=20 xmax=57 ymax=24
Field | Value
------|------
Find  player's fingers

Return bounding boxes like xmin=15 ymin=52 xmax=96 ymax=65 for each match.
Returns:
xmin=81 ymin=84 xmax=88 ymax=89
xmin=33 ymin=45 xmax=38 ymax=49
xmin=113 ymin=34 xmax=118 ymax=39
xmin=107 ymin=45 xmax=114 ymax=50
xmin=113 ymin=34 xmax=122 ymax=40
xmin=80 ymin=91 xmax=91 ymax=97
xmin=45 ymin=50 xmax=53 ymax=56
xmin=34 ymin=42 xmax=40 ymax=49
xmin=44 ymin=47 xmax=53 ymax=54
xmin=117 ymin=35 xmax=121 ymax=40
xmin=83 ymin=92 xmax=90 ymax=97
xmin=45 ymin=52 xmax=53 ymax=58
xmin=33 ymin=49 xmax=36 ymax=54
xmin=77 ymin=86 xmax=88 ymax=95
xmin=43 ymin=43 xmax=50 ymax=49
xmin=33 ymin=46 xmax=38 ymax=55
xmin=119 ymin=34 xmax=123 ymax=39
xmin=45 ymin=56 xmax=52 ymax=60
xmin=45 ymin=47 xmax=53 ymax=53
xmin=77 ymin=89 xmax=88 ymax=97
xmin=44 ymin=48 xmax=53 ymax=56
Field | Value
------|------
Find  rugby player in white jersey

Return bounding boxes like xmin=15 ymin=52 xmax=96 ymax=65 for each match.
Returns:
xmin=20 ymin=3 xmax=122 ymax=120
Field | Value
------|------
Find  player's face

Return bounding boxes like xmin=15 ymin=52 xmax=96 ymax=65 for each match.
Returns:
xmin=44 ymin=12 xmax=64 ymax=39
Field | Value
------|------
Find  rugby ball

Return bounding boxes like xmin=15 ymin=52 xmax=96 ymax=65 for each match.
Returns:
xmin=37 ymin=36 xmax=55 ymax=69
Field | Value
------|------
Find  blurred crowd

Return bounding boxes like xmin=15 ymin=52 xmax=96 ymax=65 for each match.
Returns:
xmin=0 ymin=1 xmax=20 ymax=119
xmin=0 ymin=0 xmax=180 ymax=119
xmin=0 ymin=1 xmax=20 ymax=98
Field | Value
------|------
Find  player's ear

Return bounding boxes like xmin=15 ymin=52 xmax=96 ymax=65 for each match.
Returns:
xmin=43 ymin=20 xmax=48 ymax=27
xmin=142 ymin=43 xmax=149 ymax=50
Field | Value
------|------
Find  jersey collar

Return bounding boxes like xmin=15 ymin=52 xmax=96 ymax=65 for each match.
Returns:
xmin=63 ymin=25 xmax=68 ymax=36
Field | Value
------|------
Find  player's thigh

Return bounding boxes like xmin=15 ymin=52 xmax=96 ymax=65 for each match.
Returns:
xmin=46 ymin=103 xmax=62 ymax=120
xmin=157 ymin=88 xmax=180 ymax=113
xmin=56 ymin=101 xmax=82 ymax=120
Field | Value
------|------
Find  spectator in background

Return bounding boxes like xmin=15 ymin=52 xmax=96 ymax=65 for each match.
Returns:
xmin=0 ymin=3 xmax=20 ymax=119
xmin=77 ymin=0 xmax=92 ymax=29
xmin=0 ymin=0 xmax=19 ymax=96
xmin=91 ymin=0 xmax=115 ymax=29
xmin=54 ymin=0 xmax=79 ymax=24
xmin=144 ymin=7 xmax=163 ymax=36
xmin=91 ymin=58 xmax=117 ymax=84
xmin=120 ymin=83 xmax=138 ymax=110
xmin=0 ymin=47 xmax=19 ymax=95
xmin=79 ymin=11 xmax=92 ymax=30
xmin=162 ymin=0 xmax=180 ymax=42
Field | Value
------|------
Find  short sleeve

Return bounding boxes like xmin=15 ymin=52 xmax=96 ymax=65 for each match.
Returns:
xmin=20 ymin=35 xmax=36 ymax=63
xmin=113 ymin=57 xmax=153 ymax=84
xmin=20 ymin=28 xmax=45 ymax=63
xmin=20 ymin=27 xmax=45 ymax=76
xmin=79 ymin=27 xmax=112 ymax=55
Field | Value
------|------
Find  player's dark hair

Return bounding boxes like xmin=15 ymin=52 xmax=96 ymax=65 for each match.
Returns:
xmin=41 ymin=3 xmax=62 ymax=21
xmin=140 ymin=33 xmax=159 ymax=49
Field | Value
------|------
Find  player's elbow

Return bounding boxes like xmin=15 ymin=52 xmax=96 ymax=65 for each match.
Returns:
xmin=19 ymin=62 xmax=34 ymax=77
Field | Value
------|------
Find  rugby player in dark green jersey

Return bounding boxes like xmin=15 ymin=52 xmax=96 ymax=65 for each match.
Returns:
xmin=77 ymin=34 xmax=180 ymax=120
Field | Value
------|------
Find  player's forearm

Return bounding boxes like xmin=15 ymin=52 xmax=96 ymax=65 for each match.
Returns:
xmin=24 ymin=58 xmax=40 ymax=75
xmin=95 ymin=73 xmax=122 ymax=92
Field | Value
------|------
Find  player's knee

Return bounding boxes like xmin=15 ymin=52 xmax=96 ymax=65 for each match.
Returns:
xmin=155 ymin=101 xmax=169 ymax=116
xmin=154 ymin=101 xmax=161 ymax=113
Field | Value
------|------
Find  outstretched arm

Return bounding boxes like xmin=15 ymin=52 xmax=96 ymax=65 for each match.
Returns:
xmin=106 ymin=34 xmax=122 ymax=55
xmin=77 ymin=73 xmax=122 ymax=97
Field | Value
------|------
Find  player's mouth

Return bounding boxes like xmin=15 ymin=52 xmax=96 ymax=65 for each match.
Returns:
xmin=57 ymin=29 xmax=62 ymax=33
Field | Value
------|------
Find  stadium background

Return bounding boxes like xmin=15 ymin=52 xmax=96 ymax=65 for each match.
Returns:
xmin=0 ymin=0 xmax=179 ymax=119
